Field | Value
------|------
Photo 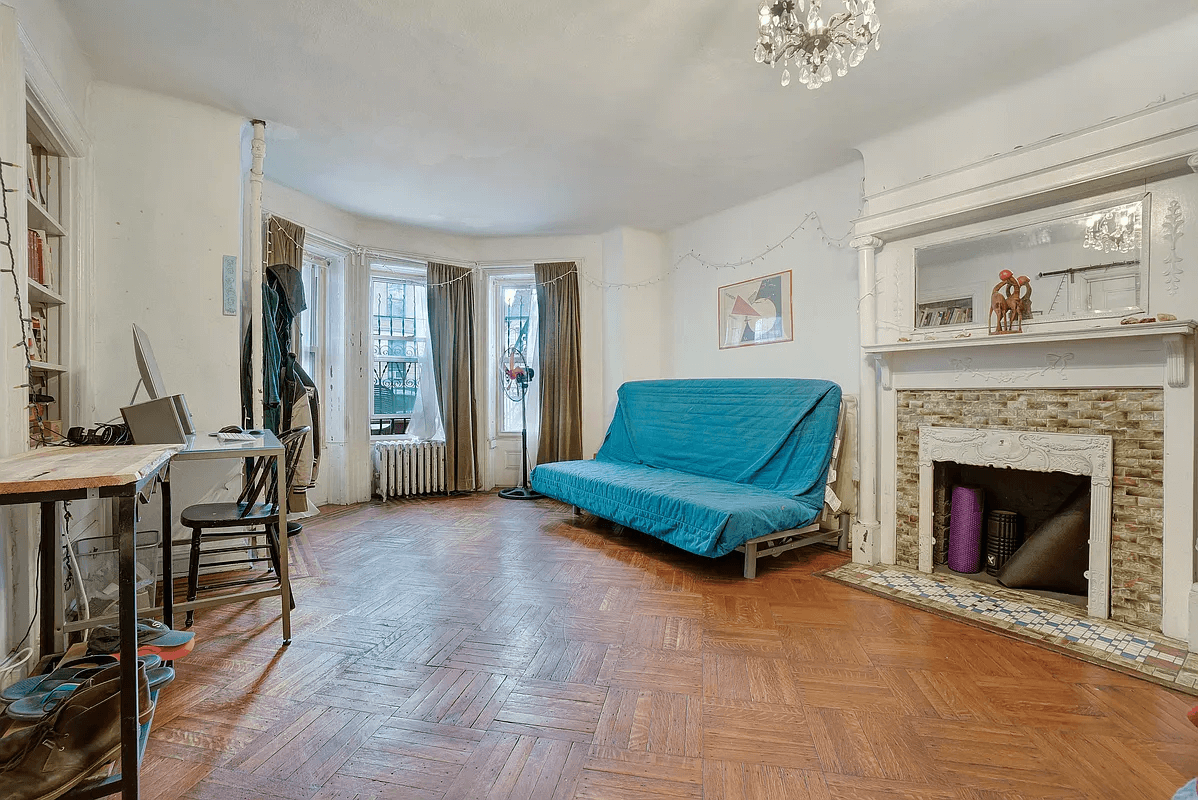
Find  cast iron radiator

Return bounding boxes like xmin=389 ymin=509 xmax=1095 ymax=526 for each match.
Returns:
xmin=372 ymin=440 xmax=447 ymax=499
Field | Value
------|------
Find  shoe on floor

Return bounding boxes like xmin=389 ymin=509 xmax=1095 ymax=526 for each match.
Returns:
xmin=87 ymin=618 xmax=195 ymax=660
xmin=0 ymin=664 xmax=149 ymax=800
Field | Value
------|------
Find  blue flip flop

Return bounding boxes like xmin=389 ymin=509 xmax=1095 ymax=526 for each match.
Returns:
xmin=0 ymin=656 xmax=118 ymax=702
xmin=0 ymin=653 xmax=162 ymax=703
xmin=6 ymin=664 xmax=175 ymax=721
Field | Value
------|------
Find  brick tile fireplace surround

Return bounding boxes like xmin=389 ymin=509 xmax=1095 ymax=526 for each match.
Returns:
xmin=894 ymin=388 xmax=1163 ymax=630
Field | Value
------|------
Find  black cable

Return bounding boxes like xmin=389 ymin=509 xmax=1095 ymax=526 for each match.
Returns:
xmin=8 ymin=536 xmax=41 ymax=658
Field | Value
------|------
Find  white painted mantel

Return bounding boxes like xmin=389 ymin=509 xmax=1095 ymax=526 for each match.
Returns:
xmin=850 ymin=93 xmax=1198 ymax=646
xmin=870 ymin=324 xmax=1195 ymax=641
xmin=917 ymin=426 xmax=1113 ymax=619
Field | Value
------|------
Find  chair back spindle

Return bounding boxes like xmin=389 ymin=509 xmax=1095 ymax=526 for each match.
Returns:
xmin=235 ymin=427 xmax=311 ymax=519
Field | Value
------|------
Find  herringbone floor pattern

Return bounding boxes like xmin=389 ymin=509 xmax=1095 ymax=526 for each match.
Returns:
xmin=142 ymin=494 xmax=1198 ymax=799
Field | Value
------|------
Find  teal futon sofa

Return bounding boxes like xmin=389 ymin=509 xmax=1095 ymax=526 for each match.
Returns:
xmin=530 ymin=378 xmax=847 ymax=578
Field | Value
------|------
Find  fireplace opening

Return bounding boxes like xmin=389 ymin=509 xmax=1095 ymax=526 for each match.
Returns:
xmin=932 ymin=462 xmax=1091 ymax=608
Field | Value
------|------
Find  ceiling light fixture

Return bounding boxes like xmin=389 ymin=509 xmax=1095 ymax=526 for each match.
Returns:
xmin=754 ymin=0 xmax=880 ymax=90
xmin=1083 ymin=205 xmax=1141 ymax=254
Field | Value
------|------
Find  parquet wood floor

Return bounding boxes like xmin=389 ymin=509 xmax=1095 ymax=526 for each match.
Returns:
xmin=144 ymin=494 xmax=1198 ymax=799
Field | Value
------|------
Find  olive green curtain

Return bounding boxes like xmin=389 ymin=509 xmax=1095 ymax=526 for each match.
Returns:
xmin=535 ymin=262 xmax=583 ymax=464
xmin=266 ymin=215 xmax=305 ymax=274
xmin=426 ymin=262 xmax=479 ymax=491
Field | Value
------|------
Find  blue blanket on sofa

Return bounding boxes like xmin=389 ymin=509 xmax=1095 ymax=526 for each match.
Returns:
xmin=531 ymin=378 xmax=841 ymax=558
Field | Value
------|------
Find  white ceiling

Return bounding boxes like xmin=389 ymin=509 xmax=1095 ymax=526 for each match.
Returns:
xmin=60 ymin=0 xmax=1195 ymax=236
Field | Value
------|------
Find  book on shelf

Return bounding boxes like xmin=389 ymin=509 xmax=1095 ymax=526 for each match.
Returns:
xmin=25 ymin=144 xmax=41 ymax=205
xmin=26 ymin=229 xmax=51 ymax=288
xmin=41 ymin=153 xmax=54 ymax=210
xmin=30 ymin=310 xmax=48 ymax=362
xmin=26 ymin=229 xmax=43 ymax=284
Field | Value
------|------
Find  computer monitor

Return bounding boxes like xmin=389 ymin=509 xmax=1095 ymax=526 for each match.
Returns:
xmin=132 ymin=324 xmax=166 ymax=400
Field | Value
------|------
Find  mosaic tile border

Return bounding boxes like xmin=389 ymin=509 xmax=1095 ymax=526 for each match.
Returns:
xmin=822 ymin=562 xmax=1198 ymax=696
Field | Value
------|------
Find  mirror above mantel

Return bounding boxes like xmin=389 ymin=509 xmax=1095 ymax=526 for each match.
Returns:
xmin=914 ymin=196 xmax=1149 ymax=331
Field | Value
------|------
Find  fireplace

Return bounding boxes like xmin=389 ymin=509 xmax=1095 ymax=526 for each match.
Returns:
xmin=887 ymin=385 xmax=1169 ymax=633
xmin=931 ymin=461 xmax=1091 ymax=602
xmin=918 ymin=426 xmax=1113 ymax=617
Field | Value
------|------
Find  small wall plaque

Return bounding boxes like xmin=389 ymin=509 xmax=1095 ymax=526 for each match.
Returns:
xmin=222 ymin=255 xmax=237 ymax=316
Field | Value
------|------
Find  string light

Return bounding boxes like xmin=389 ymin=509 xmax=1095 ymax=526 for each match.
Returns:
xmin=266 ymin=176 xmax=864 ymax=293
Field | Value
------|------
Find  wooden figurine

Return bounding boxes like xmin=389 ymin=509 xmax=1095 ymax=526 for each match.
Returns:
xmin=988 ymin=270 xmax=1017 ymax=335
xmin=1017 ymin=276 xmax=1032 ymax=330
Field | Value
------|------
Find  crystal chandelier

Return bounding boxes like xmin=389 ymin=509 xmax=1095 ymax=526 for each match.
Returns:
xmin=754 ymin=0 xmax=880 ymax=90
xmin=1083 ymin=205 xmax=1141 ymax=253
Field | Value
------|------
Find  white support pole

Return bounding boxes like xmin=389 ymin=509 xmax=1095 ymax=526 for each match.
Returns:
xmin=248 ymin=120 xmax=266 ymax=429
xmin=851 ymin=235 xmax=883 ymax=564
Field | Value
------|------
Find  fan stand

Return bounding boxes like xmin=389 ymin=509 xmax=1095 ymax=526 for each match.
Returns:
xmin=499 ymin=374 xmax=542 ymax=500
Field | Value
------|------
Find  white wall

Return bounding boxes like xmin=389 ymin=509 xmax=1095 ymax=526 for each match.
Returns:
xmin=7 ymin=0 xmax=91 ymax=123
xmin=90 ymin=82 xmax=247 ymax=546
xmin=860 ymin=16 xmax=1198 ymax=195
xmin=90 ymin=82 xmax=244 ymax=428
xmin=601 ymin=227 xmax=665 ymax=421
xmin=359 ymin=218 xmax=477 ymax=266
xmin=264 ymin=179 xmax=358 ymax=245
xmin=665 ymin=160 xmax=863 ymax=393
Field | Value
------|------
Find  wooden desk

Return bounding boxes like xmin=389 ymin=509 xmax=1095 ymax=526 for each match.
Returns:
xmin=0 ymin=444 xmax=178 ymax=800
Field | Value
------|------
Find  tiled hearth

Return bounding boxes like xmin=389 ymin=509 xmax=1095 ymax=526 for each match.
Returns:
xmin=825 ymin=562 xmax=1198 ymax=695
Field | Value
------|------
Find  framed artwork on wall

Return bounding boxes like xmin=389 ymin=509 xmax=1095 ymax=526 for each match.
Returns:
xmin=718 ymin=270 xmax=793 ymax=349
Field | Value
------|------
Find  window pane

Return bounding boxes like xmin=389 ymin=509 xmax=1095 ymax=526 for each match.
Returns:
xmin=373 ymin=360 xmax=420 ymax=416
xmin=499 ymin=284 xmax=534 ymax=434
xmin=370 ymin=274 xmax=426 ymax=437
xmin=371 ymin=418 xmax=410 ymax=436
xmin=373 ymin=338 xmax=423 ymax=359
xmin=299 ymin=259 xmax=321 ymax=378
xmin=371 ymin=278 xmax=418 ymax=338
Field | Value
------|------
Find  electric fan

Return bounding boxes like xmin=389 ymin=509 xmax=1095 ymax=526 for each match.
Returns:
xmin=498 ymin=345 xmax=542 ymax=500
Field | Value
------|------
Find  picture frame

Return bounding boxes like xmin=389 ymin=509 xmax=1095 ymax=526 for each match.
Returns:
xmin=718 ymin=270 xmax=793 ymax=349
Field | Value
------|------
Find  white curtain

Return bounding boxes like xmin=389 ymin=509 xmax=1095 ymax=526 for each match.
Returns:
xmin=524 ymin=289 xmax=541 ymax=467
xmin=406 ymin=283 xmax=444 ymax=441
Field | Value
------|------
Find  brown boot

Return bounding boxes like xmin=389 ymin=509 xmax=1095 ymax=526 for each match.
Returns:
xmin=0 ymin=664 xmax=147 ymax=800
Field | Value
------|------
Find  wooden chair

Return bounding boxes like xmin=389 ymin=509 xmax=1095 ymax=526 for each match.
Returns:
xmin=180 ymin=426 xmax=310 ymax=627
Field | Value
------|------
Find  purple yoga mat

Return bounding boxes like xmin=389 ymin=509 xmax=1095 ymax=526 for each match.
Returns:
xmin=947 ymin=485 xmax=984 ymax=573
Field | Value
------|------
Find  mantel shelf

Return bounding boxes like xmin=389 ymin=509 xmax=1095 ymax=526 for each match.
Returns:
xmin=863 ymin=320 xmax=1198 ymax=356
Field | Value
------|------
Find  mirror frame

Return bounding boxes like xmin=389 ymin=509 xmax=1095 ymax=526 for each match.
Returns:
xmin=912 ymin=190 xmax=1152 ymax=332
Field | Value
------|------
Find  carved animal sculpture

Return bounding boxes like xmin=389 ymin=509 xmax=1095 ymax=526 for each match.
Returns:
xmin=1003 ymin=276 xmax=1032 ymax=333
xmin=1003 ymin=281 xmax=1023 ymax=333
xmin=989 ymin=270 xmax=1017 ymax=334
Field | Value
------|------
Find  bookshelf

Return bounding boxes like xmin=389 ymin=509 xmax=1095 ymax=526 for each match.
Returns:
xmin=916 ymin=296 xmax=974 ymax=329
xmin=25 ymin=100 xmax=70 ymax=448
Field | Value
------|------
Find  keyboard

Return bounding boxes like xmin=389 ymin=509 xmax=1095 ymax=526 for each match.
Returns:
xmin=216 ymin=431 xmax=260 ymax=443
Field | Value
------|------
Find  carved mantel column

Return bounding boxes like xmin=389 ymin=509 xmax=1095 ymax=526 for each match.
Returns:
xmin=852 ymin=235 xmax=884 ymax=563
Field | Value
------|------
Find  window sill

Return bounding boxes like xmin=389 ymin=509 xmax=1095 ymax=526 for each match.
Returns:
xmin=371 ymin=434 xmax=445 ymax=443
